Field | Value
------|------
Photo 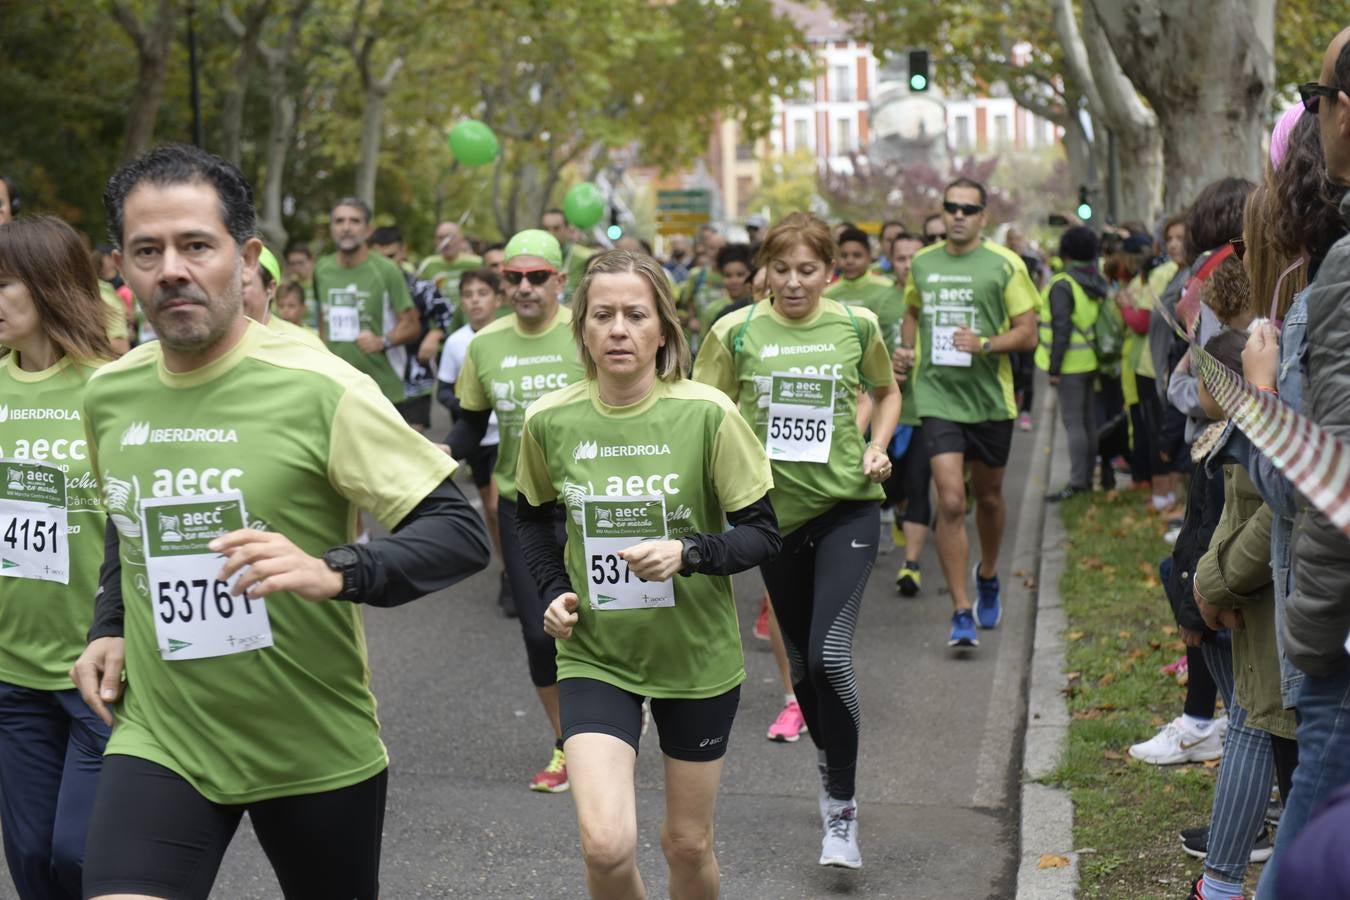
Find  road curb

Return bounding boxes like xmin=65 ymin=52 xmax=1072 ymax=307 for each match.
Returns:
xmin=1015 ymin=385 xmax=1080 ymax=900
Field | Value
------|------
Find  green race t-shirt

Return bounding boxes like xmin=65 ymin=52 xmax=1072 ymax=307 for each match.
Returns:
xmin=903 ymin=239 xmax=1039 ymax=423
xmin=693 ymin=298 xmax=895 ymax=534
xmin=315 ymin=252 xmax=414 ymax=404
xmin=416 ymin=253 xmax=482 ymax=308
xmin=0 ymin=355 xmax=106 ymax=690
xmin=264 ymin=314 xmax=328 ymax=353
xmin=83 ymin=322 xmax=455 ymax=804
xmin=824 ymin=272 xmax=906 ymax=355
xmin=456 ymin=306 xmax=585 ymax=502
xmin=517 ymin=378 xmax=772 ymax=698
xmin=680 ymin=266 xmax=728 ymax=324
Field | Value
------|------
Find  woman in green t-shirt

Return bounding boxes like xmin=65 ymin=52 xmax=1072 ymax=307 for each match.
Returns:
xmin=0 ymin=215 xmax=117 ymax=897
xmin=516 ymin=249 xmax=780 ymax=900
xmin=693 ymin=212 xmax=901 ymax=871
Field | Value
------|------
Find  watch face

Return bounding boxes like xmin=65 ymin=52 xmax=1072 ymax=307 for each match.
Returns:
xmin=326 ymin=546 xmax=360 ymax=568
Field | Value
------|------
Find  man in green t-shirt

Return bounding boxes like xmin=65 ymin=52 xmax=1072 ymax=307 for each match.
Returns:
xmin=71 ymin=143 xmax=490 ymax=898
xmin=314 ymin=198 xmax=421 ymax=407
xmin=824 ymin=226 xmax=906 ymax=353
xmin=542 ymin=208 xmax=594 ymax=303
xmin=448 ymin=227 xmax=587 ymax=794
xmin=893 ymin=178 xmax=1038 ymax=649
xmin=415 ymin=220 xmax=482 ymax=306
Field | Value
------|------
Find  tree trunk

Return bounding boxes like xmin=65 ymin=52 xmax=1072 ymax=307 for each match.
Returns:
xmin=1050 ymin=0 xmax=1163 ymax=222
xmin=111 ymin=0 xmax=179 ymax=164
xmin=256 ymin=0 xmax=311 ymax=249
xmin=1088 ymin=0 xmax=1271 ymax=210
xmin=220 ymin=2 xmax=270 ymax=166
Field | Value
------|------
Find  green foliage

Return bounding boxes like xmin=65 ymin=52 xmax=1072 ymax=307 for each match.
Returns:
xmin=3 ymin=0 xmax=811 ymax=258
xmin=748 ymin=150 xmax=823 ymax=222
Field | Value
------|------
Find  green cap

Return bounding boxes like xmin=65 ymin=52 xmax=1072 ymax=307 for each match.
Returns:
xmin=258 ymin=246 xmax=282 ymax=285
xmin=503 ymin=229 xmax=563 ymax=269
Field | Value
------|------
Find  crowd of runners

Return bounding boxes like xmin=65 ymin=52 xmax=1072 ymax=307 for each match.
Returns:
xmin=7 ymin=35 xmax=1350 ymax=891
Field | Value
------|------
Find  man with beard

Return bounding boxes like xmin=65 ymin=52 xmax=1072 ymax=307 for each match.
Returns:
xmin=315 ymin=198 xmax=420 ymax=406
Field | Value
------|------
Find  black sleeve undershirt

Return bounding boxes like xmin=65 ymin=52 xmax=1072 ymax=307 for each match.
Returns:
xmin=447 ymin=407 xmax=492 ymax=459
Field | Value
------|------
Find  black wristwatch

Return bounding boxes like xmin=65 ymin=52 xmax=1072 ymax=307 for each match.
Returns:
xmin=322 ymin=545 xmax=362 ymax=600
xmin=980 ymin=337 xmax=994 ymax=354
xmin=679 ymin=536 xmax=703 ymax=577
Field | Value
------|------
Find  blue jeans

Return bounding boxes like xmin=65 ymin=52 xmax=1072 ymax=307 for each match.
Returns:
xmin=1259 ymin=665 xmax=1350 ymax=899
xmin=1196 ymin=635 xmax=1272 ymax=885
xmin=0 ymin=683 xmax=110 ymax=900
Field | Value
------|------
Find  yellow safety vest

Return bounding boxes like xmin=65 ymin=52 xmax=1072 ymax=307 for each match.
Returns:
xmin=1035 ymin=272 xmax=1099 ymax=374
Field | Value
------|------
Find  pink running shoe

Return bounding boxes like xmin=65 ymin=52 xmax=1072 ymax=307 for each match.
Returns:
xmin=753 ymin=595 xmax=770 ymax=641
xmin=767 ymin=699 xmax=807 ymax=742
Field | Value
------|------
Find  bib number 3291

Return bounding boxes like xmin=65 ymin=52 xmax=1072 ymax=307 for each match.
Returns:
xmin=766 ymin=372 xmax=835 ymax=463
xmin=581 ymin=495 xmax=675 ymax=611
xmin=0 ymin=459 xmax=70 ymax=585
xmin=139 ymin=492 xmax=273 ymax=661
xmin=932 ymin=306 xmax=976 ymax=368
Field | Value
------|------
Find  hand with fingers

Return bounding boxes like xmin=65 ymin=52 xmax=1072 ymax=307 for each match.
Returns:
xmin=69 ymin=637 xmax=125 ymax=727
xmin=209 ymin=529 xmax=343 ymax=602
xmin=619 ymin=539 xmax=683 ymax=581
xmin=544 ymin=592 xmax=580 ymax=640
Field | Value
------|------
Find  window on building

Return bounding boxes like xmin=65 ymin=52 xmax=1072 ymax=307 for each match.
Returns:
xmin=994 ymin=114 xmax=1010 ymax=146
xmin=833 ymin=65 xmax=853 ymax=102
xmin=794 ymin=118 xmax=810 ymax=151
xmin=836 ymin=116 xmax=853 ymax=153
xmin=954 ymin=116 xmax=971 ymax=151
xmin=736 ymin=141 xmax=754 ymax=161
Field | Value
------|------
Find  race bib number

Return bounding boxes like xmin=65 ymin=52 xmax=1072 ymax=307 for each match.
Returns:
xmin=581 ymin=495 xmax=675 ymax=611
xmin=139 ymin=492 xmax=273 ymax=661
xmin=932 ymin=307 xmax=977 ymax=367
xmin=0 ymin=460 xmax=69 ymax=585
xmin=766 ymin=372 xmax=834 ymax=463
xmin=327 ymin=305 xmax=361 ymax=342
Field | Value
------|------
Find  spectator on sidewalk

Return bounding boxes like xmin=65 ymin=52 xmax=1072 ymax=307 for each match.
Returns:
xmin=1261 ymin=26 xmax=1350 ymax=897
xmin=1038 ymin=226 xmax=1108 ymax=501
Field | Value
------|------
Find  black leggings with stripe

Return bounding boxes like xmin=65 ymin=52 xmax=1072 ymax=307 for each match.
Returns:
xmin=760 ymin=500 xmax=878 ymax=802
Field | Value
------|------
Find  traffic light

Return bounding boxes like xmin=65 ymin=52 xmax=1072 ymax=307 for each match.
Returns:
xmin=908 ymin=50 xmax=929 ymax=92
xmin=607 ymin=205 xmax=622 ymax=241
xmin=1077 ymin=185 xmax=1093 ymax=221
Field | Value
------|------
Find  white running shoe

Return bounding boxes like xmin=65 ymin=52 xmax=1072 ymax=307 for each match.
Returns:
xmin=819 ymin=798 xmax=862 ymax=869
xmin=1127 ymin=716 xmax=1224 ymax=765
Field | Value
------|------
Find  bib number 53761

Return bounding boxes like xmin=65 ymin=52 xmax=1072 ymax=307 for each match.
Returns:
xmin=140 ymin=492 xmax=273 ymax=660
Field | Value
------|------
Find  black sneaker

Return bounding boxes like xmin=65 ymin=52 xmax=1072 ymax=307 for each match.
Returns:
xmin=498 ymin=570 xmax=518 ymax=619
xmin=1045 ymin=485 xmax=1086 ymax=503
xmin=1179 ymin=824 xmax=1272 ymax=863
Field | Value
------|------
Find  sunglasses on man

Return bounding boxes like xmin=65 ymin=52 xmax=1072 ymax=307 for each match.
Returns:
xmin=942 ymin=201 xmax=984 ymax=217
xmin=1299 ymin=82 xmax=1343 ymax=114
xmin=503 ymin=267 xmax=557 ymax=286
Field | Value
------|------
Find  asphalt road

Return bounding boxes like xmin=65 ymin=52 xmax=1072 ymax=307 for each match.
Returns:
xmin=3 ymin=399 xmax=1052 ymax=900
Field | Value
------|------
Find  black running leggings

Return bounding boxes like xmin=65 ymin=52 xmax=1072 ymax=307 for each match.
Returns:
xmin=82 ymin=755 xmax=387 ymax=900
xmin=498 ymin=495 xmax=566 ymax=687
xmin=759 ymin=500 xmax=879 ymax=802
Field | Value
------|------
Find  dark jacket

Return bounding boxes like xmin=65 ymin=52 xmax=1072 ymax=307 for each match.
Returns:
xmin=1047 ymin=264 xmax=1109 ymax=375
xmin=1287 ymin=193 xmax=1350 ymax=677
xmin=1165 ymin=452 xmax=1226 ymax=635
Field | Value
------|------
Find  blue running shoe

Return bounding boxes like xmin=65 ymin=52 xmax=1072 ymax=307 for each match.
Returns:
xmin=948 ymin=609 xmax=978 ymax=647
xmin=973 ymin=564 xmax=1002 ymax=629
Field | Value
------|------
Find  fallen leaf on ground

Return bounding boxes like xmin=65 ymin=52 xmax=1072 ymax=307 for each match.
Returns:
xmin=1203 ymin=758 xmax=1222 ymax=769
xmin=1038 ymin=854 xmax=1071 ymax=869
xmin=1067 ymin=631 xmax=1086 ymax=642
xmin=1161 ymin=625 xmax=1178 ymax=636
xmin=1103 ymin=749 xmax=1123 ymax=760
xmin=1023 ymin=578 xmax=1037 ymax=589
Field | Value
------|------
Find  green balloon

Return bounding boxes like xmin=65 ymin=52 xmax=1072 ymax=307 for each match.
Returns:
xmin=564 ymin=182 xmax=605 ymax=230
xmin=447 ymin=119 xmax=499 ymax=167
